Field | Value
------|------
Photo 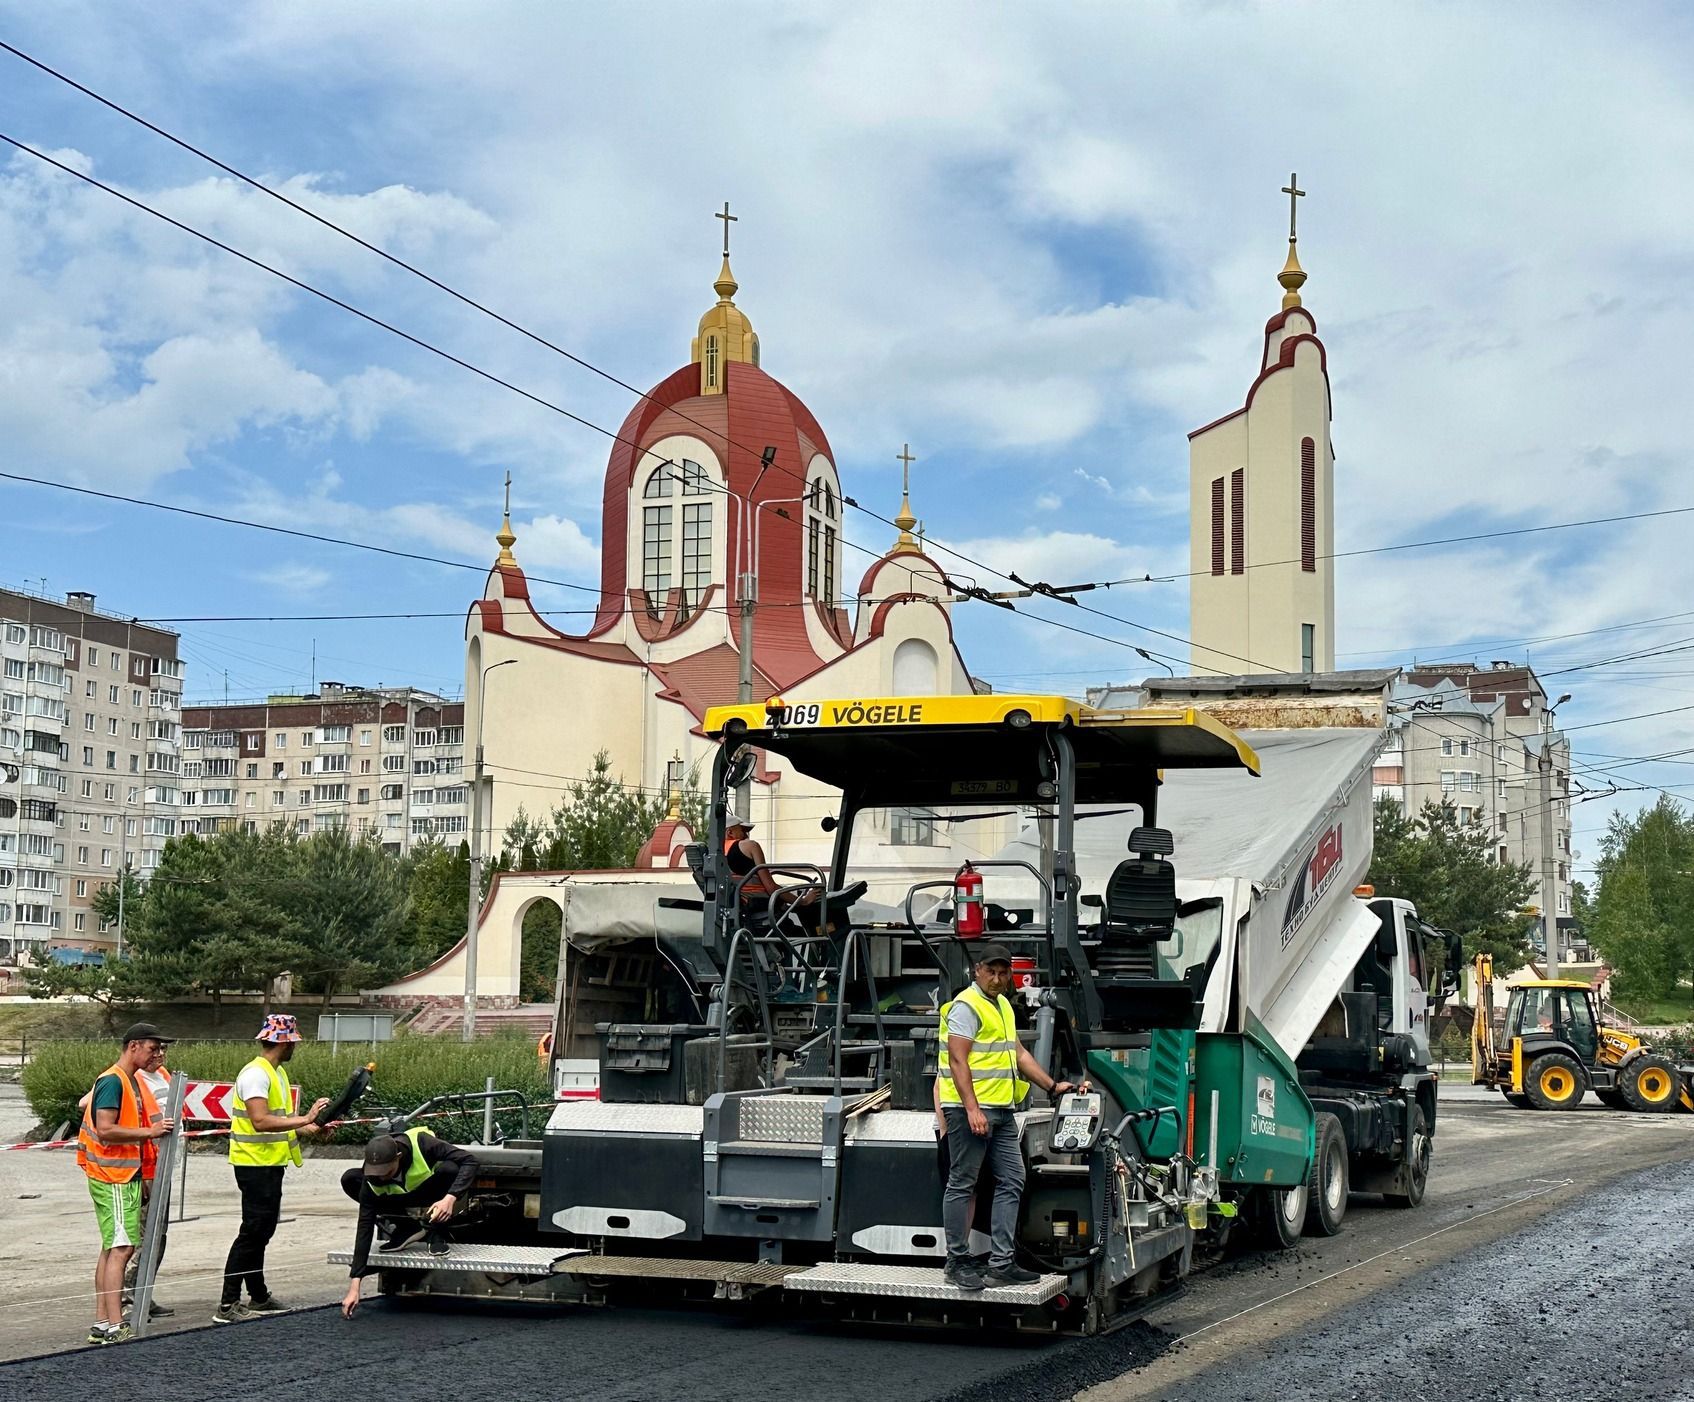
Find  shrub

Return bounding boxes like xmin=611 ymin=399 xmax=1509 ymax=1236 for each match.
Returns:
xmin=22 ymin=1036 xmax=550 ymax=1146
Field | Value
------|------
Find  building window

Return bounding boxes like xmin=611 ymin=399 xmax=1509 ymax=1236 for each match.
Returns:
xmin=1440 ymin=771 xmax=1456 ymax=792
xmin=1230 ymin=468 xmax=1245 ymax=574
xmin=275 ymin=732 xmax=286 ymax=749
xmin=1210 ymin=477 xmax=1225 ymax=575
xmin=681 ymin=503 xmax=712 ymax=620
xmin=1458 ymin=739 xmax=1470 ymax=757
xmin=640 ymin=460 xmax=713 ymax=619
xmin=382 ymin=754 xmax=406 ymax=773
xmin=890 ymin=808 xmax=937 ymax=847
xmin=642 ymin=504 xmax=672 ymax=606
xmin=360 ymin=730 xmax=372 ymax=746
xmin=704 ymin=333 xmax=719 ymax=388
xmin=1300 ymin=437 xmax=1316 ymax=573
xmin=383 ymin=725 xmax=405 ymax=744
xmin=1301 ymin=623 xmax=1315 ymax=675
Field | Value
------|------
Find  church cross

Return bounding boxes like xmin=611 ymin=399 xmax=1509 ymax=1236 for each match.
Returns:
xmin=503 ymin=470 xmax=512 ymax=517
xmin=716 ymin=201 xmax=738 ymax=258
xmin=1281 ymin=173 xmax=1305 ymax=241
xmin=897 ymin=442 xmax=916 ymax=496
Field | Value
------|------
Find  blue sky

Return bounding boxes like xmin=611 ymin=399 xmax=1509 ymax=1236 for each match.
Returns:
xmin=3 ymin=2 xmax=1693 ymax=873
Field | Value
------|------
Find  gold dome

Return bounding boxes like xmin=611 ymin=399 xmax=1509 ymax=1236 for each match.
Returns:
xmin=690 ymin=254 xmax=759 ymax=394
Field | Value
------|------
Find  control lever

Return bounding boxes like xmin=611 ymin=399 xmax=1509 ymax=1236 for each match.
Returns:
xmin=1050 ymin=1090 xmax=1104 ymax=1154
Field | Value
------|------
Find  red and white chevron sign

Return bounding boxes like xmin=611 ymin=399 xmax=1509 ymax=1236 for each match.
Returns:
xmin=180 ymin=1080 xmax=301 ymax=1122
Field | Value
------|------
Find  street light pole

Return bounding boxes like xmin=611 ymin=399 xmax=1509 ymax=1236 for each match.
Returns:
xmin=1539 ymin=692 xmax=1572 ymax=979
xmin=463 ymin=658 xmax=516 ymax=1042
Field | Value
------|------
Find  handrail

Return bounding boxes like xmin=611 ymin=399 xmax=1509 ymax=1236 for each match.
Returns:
xmin=715 ymin=925 xmax=776 ymax=1096
xmin=831 ymin=927 xmax=888 ymax=1095
xmin=399 ymin=1088 xmax=533 ymax=1141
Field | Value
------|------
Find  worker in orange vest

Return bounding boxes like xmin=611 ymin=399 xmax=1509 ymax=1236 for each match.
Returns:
xmin=77 ymin=1023 xmax=176 ymax=1344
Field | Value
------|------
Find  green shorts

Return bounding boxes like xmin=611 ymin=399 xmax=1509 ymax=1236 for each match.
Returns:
xmin=88 ymin=1176 xmax=143 ymax=1250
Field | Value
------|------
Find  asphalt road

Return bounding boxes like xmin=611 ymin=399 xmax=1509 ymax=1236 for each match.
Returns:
xmin=4 ymin=1088 xmax=1690 ymax=1402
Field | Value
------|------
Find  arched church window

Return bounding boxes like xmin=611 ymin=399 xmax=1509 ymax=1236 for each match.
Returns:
xmin=640 ymin=460 xmax=714 ymax=622
xmin=804 ymin=475 xmax=839 ymax=606
xmin=705 ymin=335 xmax=719 ymax=389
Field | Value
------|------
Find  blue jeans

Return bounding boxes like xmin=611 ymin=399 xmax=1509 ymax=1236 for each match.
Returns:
xmin=941 ymin=1106 xmax=1025 ymax=1270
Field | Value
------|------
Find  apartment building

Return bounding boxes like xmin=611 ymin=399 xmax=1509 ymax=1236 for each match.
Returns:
xmin=181 ymin=684 xmax=466 ymax=855
xmin=1372 ymin=662 xmax=1575 ymax=955
xmin=1 ymin=586 xmax=184 ymax=970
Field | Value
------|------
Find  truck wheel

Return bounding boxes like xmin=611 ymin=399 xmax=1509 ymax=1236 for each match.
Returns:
xmin=1383 ymin=1103 xmax=1430 ymax=1209
xmin=1254 ymin=1181 xmax=1306 ymax=1250
xmin=1523 ymin=1053 xmax=1587 ymax=1111
xmin=1620 ymin=1055 xmax=1681 ymax=1113
xmin=1303 ymin=1112 xmax=1348 ymax=1237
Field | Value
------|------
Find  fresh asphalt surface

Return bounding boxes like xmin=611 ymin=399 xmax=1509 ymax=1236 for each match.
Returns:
xmin=4 ymin=1089 xmax=1690 ymax=1402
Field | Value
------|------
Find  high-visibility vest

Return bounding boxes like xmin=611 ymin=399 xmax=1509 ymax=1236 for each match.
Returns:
xmin=936 ymin=984 xmax=1029 ymax=1108
xmin=369 ymin=1126 xmax=437 ymax=1197
xmin=76 ymin=1064 xmax=144 ymax=1184
xmin=137 ymin=1075 xmax=163 ymax=1183
xmin=228 ymin=1056 xmax=303 ymax=1168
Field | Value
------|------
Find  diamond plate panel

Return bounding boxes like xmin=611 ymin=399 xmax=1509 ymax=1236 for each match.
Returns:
xmin=738 ymin=1095 xmax=827 ymax=1143
xmin=547 ymin=1100 xmax=703 ymax=1136
xmin=326 ymin=1243 xmax=585 ymax=1276
xmin=845 ymin=1110 xmax=936 ymax=1145
xmin=784 ymin=1263 xmax=1064 ymax=1304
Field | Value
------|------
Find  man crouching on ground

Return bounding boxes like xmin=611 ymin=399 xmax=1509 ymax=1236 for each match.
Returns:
xmin=340 ymin=1126 xmax=478 ymax=1318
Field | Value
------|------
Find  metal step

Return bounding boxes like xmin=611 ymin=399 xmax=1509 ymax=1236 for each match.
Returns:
xmin=782 ymin=1076 xmax=878 ymax=1090
xmin=784 ymin=1262 xmax=1065 ymax=1305
xmin=327 ymin=1242 xmax=586 ymax=1276
xmin=708 ymin=1194 xmax=820 ymax=1210
xmin=560 ymin=1256 xmax=801 ymax=1292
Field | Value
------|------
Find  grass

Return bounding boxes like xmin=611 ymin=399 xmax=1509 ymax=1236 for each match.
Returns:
xmin=1611 ymin=990 xmax=1694 ymax=1027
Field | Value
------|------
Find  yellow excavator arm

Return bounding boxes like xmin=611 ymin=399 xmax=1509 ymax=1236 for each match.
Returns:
xmin=1471 ymin=952 xmax=1497 ymax=1087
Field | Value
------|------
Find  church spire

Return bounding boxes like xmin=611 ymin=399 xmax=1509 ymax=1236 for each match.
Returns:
xmin=891 ymin=443 xmax=921 ymax=555
xmin=691 ymin=201 xmax=759 ymax=393
xmin=495 ymin=470 xmax=517 ymax=566
xmin=1278 ymin=173 xmax=1308 ymax=310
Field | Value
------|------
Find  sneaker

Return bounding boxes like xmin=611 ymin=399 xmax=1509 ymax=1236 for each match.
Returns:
xmin=984 ymin=1262 xmax=1041 ymax=1286
xmin=98 ymin=1324 xmax=133 ymax=1345
xmin=147 ymin=1300 xmax=176 ymax=1318
xmin=426 ymin=1230 xmax=450 ymax=1257
xmin=380 ymin=1224 xmax=430 ymax=1253
xmin=87 ymin=1323 xmax=116 ymax=1345
xmin=244 ymin=1295 xmax=290 ymax=1315
xmin=943 ymin=1260 xmax=986 ymax=1292
xmin=211 ymin=1302 xmax=250 ymax=1325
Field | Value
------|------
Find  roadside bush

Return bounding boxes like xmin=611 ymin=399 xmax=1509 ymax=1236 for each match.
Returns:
xmin=22 ymin=1035 xmax=550 ymax=1146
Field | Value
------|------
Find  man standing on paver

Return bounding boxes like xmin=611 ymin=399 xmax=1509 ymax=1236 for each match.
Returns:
xmin=77 ymin=1023 xmax=177 ymax=1344
xmin=214 ymin=1014 xmax=329 ymax=1324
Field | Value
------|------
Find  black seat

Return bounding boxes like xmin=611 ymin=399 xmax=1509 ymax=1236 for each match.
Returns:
xmin=682 ymin=842 xmax=709 ymax=895
xmin=1102 ymin=826 xmax=1177 ymax=944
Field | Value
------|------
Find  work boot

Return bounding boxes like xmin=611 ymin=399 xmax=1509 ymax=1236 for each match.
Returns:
xmin=943 ymin=1260 xmax=985 ymax=1292
xmin=984 ymin=1262 xmax=1041 ymax=1286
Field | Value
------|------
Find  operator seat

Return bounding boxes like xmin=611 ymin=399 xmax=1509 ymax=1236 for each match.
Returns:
xmin=1101 ymin=826 xmax=1178 ymax=948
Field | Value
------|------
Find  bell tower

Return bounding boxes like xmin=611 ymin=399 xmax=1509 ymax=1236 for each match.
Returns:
xmin=1187 ymin=175 xmax=1334 ymax=676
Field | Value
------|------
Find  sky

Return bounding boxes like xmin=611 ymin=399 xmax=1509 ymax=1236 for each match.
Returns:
xmin=2 ymin=1 xmax=1693 ymax=880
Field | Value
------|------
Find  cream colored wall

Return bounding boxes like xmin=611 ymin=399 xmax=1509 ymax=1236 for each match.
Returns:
xmin=1188 ymin=330 xmax=1334 ymax=675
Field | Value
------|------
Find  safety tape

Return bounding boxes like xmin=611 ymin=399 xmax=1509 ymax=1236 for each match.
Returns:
xmin=0 ymin=1105 xmax=515 ymax=1153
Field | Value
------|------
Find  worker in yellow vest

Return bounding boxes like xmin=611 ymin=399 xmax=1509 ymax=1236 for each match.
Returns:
xmin=214 ymin=1015 xmax=330 ymax=1324
xmin=77 ymin=1023 xmax=177 ymax=1344
xmin=339 ymin=1125 xmax=480 ymax=1317
xmin=937 ymin=944 xmax=1084 ymax=1292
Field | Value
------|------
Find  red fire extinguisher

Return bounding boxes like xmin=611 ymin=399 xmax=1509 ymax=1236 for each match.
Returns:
xmin=954 ymin=862 xmax=984 ymax=939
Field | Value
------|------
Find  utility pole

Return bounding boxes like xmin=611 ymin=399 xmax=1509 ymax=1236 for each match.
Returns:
xmin=1539 ymin=693 xmax=1572 ymax=978
xmin=734 ymin=446 xmax=778 ymax=816
xmin=116 ymin=813 xmax=128 ymax=960
xmin=463 ymin=659 xmax=515 ymax=1041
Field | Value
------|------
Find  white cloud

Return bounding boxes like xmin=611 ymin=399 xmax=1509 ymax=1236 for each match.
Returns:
xmin=248 ymin=563 xmax=332 ymax=595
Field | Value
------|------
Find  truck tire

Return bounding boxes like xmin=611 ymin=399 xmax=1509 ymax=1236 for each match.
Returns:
xmin=1503 ymin=1092 xmax=1532 ymax=1109
xmin=1620 ymin=1055 xmax=1681 ymax=1113
xmin=1254 ymin=1181 xmax=1306 ymax=1250
xmin=1523 ymin=1052 xmax=1587 ymax=1111
xmin=1303 ymin=1112 xmax=1348 ymax=1237
xmin=1383 ymin=1103 xmax=1430 ymax=1209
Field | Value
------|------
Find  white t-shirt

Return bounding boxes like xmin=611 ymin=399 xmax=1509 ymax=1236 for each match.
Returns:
xmin=235 ymin=1063 xmax=275 ymax=1106
xmin=138 ymin=1066 xmax=169 ymax=1107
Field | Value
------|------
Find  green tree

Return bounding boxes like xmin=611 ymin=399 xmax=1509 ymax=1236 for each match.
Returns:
xmin=1587 ymin=797 xmax=1694 ymax=1006
xmin=1368 ymin=797 xmax=1537 ymax=966
xmin=400 ymin=837 xmax=473 ymax=966
xmin=23 ymin=957 xmax=149 ymax=1034
xmin=282 ymin=825 xmax=412 ymax=1006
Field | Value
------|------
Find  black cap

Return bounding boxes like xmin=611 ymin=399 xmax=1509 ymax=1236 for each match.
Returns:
xmin=120 ymin=1022 xmax=174 ymax=1047
xmin=973 ymin=942 xmax=1014 ymax=966
xmin=362 ymin=1134 xmax=405 ymax=1178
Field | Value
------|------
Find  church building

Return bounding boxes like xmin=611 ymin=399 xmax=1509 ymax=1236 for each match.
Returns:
xmin=1187 ymin=180 xmax=1336 ymax=676
xmin=464 ymin=227 xmax=993 ymax=886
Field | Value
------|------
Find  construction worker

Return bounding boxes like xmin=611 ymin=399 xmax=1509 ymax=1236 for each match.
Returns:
xmin=215 ymin=1014 xmax=330 ymax=1324
xmin=937 ymin=944 xmax=1083 ymax=1292
xmin=77 ymin=1023 xmax=177 ymax=1344
xmin=338 ymin=1127 xmax=480 ymax=1318
xmin=723 ymin=810 xmax=823 ymax=921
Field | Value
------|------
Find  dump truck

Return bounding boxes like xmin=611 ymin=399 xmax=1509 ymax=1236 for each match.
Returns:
xmin=338 ymin=678 xmax=1449 ymax=1331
